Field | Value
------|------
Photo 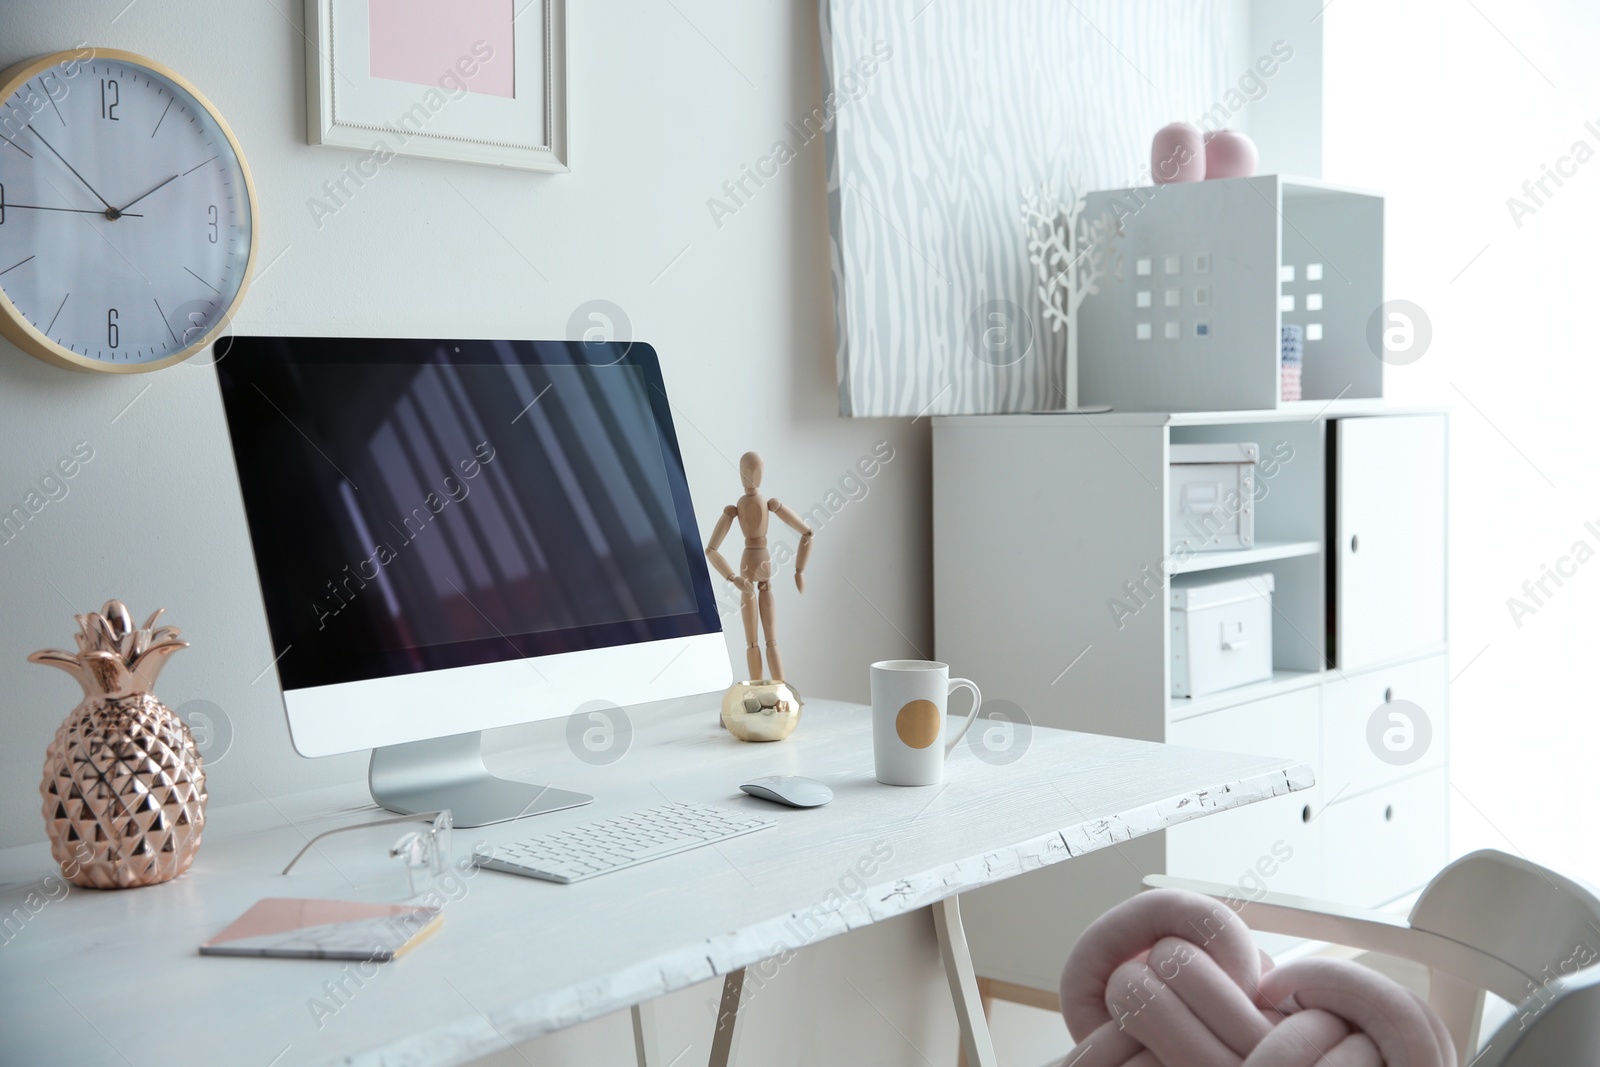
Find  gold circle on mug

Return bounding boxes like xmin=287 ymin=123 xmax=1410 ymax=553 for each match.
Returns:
xmin=896 ymin=699 xmax=941 ymax=749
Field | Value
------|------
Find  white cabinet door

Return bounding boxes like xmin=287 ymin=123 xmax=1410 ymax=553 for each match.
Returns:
xmin=1322 ymin=653 xmax=1448 ymax=804
xmin=1167 ymin=687 xmax=1322 ymax=900
xmin=1323 ymin=767 xmax=1448 ymax=907
xmin=1334 ymin=415 xmax=1447 ymax=669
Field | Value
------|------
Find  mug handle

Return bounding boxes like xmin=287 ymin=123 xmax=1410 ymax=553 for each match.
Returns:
xmin=943 ymin=678 xmax=982 ymax=758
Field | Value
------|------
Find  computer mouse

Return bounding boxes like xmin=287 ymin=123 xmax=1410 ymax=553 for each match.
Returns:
xmin=739 ymin=775 xmax=833 ymax=808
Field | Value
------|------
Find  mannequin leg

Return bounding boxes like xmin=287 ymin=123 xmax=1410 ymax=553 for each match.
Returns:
xmin=758 ymin=581 xmax=783 ymax=681
xmin=739 ymin=583 xmax=761 ymax=680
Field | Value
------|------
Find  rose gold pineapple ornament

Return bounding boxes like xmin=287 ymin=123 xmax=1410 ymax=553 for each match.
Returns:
xmin=705 ymin=452 xmax=814 ymax=741
xmin=30 ymin=601 xmax=207 ymax=889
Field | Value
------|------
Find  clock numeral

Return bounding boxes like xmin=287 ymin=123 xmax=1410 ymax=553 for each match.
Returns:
xmin=182 ymin=311 xmax=208 ymax=345
xmin=207 ymin=204 xmax=218 ymax=243
xmin=100 ymin=79 xmax=119 ymax=121
xmin=106 ymin=308 xmax=119 ymax=349
xmin=0 ymin=182 xmax=5 ymax=225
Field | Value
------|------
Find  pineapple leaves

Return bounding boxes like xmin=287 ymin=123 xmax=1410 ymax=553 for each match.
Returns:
xmin=103 ymin=600 xmax=134 ymax=637
xmin=129 ymin=639 xmax=189 ymax=690
xmin=92 ymin=614 xmax=120 ymax=654
xmin=28 ymin=649 xmax=91 ymax=694
xmin=82 ymin=650 xmax=136 ymax=699
xmin=31 ymin=603 xmax=187 ymax=698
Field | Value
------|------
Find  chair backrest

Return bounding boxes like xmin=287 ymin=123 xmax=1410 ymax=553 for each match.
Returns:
xmin=1472 ymin=965 xmax=1600 ymax=1067
xmin=1145 ymin=852 xmax=1600 ymax=1063
xmin=1410 ymin=849 xmax=1600 ymax=1000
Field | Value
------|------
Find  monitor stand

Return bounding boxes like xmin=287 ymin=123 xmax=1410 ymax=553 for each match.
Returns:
xmin=368 ymin=731 xmax=592 ymax=828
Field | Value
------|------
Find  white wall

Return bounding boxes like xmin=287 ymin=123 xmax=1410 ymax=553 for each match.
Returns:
xmin=1245 ymin=0 xmax=1324 ymax=177
xmin=0 ymin=3 xmax=946 ymax=1061
xmin=0 ymin=2 xmax=1336 ymax=1063
xmin=0 ymin=2 xmax=933 ymax=843
xmin=0 ymin=0 xmax=960 ymax=1062
xmin=1323 ymin=0 xmax=1600 ymax=890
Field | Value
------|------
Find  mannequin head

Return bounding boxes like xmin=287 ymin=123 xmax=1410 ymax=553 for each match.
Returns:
xmin=739 ymin=451 xmax=764 ymax=492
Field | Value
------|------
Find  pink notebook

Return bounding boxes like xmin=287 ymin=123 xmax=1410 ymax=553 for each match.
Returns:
xmin=200 ymin=898 xmax=442 ymax=960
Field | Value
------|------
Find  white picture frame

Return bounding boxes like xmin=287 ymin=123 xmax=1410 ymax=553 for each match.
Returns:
xmin=304 ymin=0 xmax=567 ymax=172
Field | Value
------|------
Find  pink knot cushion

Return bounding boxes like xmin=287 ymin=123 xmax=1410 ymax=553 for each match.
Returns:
xmin=1057 ymin=888 xmax=1457 ymax=1067
xmin=1152 ymin=122 xmax=1206 ymax=183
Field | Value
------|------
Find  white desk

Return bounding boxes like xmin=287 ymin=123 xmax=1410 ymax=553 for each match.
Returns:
xmin=0 ymin=696 xmax=1312 ymax=1067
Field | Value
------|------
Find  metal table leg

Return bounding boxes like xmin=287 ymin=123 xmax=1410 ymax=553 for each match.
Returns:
xmin=708 ymin=968 xmax=746 ymax=1067
xmin=935 ymin=895 xmax=999 ymax=1067
xmin=631 ymin=1000 xmax=663 ymax=1067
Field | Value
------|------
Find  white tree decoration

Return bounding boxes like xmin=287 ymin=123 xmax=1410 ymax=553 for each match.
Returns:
xmin=1022 ymin=179 xmax=1123 ymax=409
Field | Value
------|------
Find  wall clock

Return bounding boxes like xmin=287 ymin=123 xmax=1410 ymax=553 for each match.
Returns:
xmin=0 ymin=49 xmax=258 ymax=373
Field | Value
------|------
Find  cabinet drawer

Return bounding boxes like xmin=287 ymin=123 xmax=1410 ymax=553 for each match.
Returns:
xmin=1167 ymin=687 xmax=1322 ymax=899
xmin=1333 ymin=415 xmax=1447 ymax=669
xmin=1323 ymin=768 xmax=1447 ymax=907
xmin=1322 ymin=654 xmax=1447 ymax=802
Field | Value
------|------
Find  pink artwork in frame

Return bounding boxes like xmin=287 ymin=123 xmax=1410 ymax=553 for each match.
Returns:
xmin=368 ymin=0 xmax=516 ymax=98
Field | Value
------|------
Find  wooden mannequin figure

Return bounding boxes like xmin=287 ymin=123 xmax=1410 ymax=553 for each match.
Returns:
xmin=704 ymin=452 xmax=814 ymax=681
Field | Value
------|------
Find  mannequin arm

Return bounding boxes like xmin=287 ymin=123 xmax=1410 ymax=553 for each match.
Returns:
xmin=769 ymin=499 xmax=814 ymax=592
xmin=705 ymin=505 xmax=742 ymax=586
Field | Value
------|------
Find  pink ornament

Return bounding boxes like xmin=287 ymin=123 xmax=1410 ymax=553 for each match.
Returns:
xmin=1203 ymin=129 xmax=1258 ymax=179
xmin=1151 ymin=122 xmax=1205 ymax=184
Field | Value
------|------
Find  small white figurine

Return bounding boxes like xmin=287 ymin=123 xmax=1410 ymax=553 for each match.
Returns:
xmin=1022 ymin=179 xmax=1123 ymax=410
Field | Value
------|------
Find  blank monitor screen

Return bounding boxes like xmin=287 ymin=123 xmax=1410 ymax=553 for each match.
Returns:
xmin=215 ymin=338 xmax=722 ymax=694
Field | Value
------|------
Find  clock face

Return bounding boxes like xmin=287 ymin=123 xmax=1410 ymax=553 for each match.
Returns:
xmin=0 ymin=51 xmax=255 ymax=372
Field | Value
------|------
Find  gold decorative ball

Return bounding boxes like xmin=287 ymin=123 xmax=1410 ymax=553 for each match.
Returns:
xmin=721 ymin=680 xmax=802 ymax=742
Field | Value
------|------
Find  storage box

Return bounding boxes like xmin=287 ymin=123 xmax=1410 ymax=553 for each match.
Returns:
xmin=1171 ymin=573 xmax=1274 ymax=698
xmin=1078 ymin=175 xmax=1385 ymax=412
xmin=1170 ymin=442 xmax=1257 ymax=554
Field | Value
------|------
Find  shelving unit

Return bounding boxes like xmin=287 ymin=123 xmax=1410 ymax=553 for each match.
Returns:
xmin=931 ymin=401 xmax=1449 ymax=995
xmin=1168 ymin=667 xmax=1323 ymax=720
xmin=1078 ymin=175 xmax=1385 ymax=413
xmin=1167 ymin=539 xmax=1320 ymax=575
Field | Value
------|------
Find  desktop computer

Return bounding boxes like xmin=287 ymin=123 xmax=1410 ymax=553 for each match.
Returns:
xmin=215 ymin=337 xmax=731 ymax=826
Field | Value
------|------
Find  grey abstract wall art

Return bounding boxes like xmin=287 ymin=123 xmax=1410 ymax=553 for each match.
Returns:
xmin=822 ymin=0 xmax=1251 ymax=416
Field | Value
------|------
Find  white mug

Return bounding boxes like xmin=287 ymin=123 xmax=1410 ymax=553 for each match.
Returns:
xmin=870 ymin=660 xmax=982 ymax=786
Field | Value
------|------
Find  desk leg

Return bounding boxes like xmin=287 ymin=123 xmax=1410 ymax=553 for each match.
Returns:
xmin=707 ymin=968 xmax=746 ymax=1067
xmin=631 ymin=1001 xmax=662 ymax=1067
xmin=934 ymin=895 xmax=999 ymax=1067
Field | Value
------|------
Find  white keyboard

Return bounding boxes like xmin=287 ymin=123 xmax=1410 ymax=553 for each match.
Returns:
xmin=472 ymin=801 xmax=777 ymax=884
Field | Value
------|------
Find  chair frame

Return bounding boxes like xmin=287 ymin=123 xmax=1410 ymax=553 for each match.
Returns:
xmin=1148 ymin=849 xmax=1600 ymax=1065
xmin=636 ymin=850 xmax=1600 ymax=1066
xmin=966 ymin=850 xmax=1600 ymax=1066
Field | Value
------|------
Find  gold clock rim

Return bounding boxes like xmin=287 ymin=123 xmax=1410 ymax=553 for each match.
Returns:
xmin=0 ymin=47 xmax=260 ymax=375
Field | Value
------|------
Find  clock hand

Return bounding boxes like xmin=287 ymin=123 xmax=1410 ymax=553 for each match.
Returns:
xmin=0 ymin=202 xmax=143 ymax=218
xmin=116 ymin=173 xmax=178 ymax=214
xmin=26 ymin=125 xmax=117 ymax=214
